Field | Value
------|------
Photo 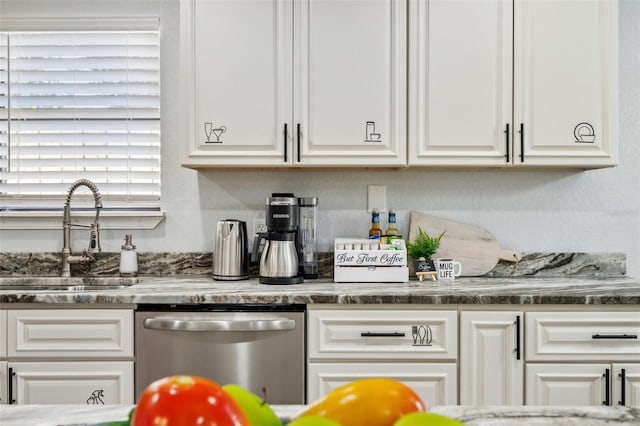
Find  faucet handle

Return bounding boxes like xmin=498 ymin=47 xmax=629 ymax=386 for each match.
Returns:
xmin=80 ymin=249 xmax=96 ymax=262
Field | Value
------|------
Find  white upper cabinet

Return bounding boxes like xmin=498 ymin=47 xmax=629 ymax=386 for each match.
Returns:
xmin=514 ymin=0 xmax=618 ymax=167
xmin=409 ymin=0 xmax=618 ymax=168
xmin=181 ymin=0 xmax=406 ymax=168
xmin=295 ymin=0 xmax=406 ymax=166
xmin=409 ymin=0 xmax=512 ymax=166
xmin=181 ymin=0 xmax=292 ymax=167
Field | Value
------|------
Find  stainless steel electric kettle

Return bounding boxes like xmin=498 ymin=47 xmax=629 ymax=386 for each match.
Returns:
xmin=213 ymin=219 xmax=248 ymax=281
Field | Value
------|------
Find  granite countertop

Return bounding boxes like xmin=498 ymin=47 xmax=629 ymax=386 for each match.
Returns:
xmin=1 ymin=405 xmax=640 ymax=426
xmin=0 ymin=276 xmax=639 ymax=305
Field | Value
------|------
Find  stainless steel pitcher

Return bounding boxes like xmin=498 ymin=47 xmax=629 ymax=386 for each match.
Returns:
xmin=252 ymin=231 xmax=302 ymax=284
xmin=213 ymin=219 xmax=248 ymax=280
xmin=260 ymin=233 xmax=299 ymax=278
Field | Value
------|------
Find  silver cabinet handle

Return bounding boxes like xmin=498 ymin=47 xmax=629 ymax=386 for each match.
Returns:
xmin=143 ymin=317 xmax=295 ymax=332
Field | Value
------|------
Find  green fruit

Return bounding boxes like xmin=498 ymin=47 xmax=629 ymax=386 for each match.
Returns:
xmin=287 ymin=415 xmax=342 ymax=426
xmin=222 ymin=384 xmax=282 ymax=426
xmin=393 ymin=412 xmax=464 ymax=426
xmin=106 ymin=408 xmax=136 ymax=426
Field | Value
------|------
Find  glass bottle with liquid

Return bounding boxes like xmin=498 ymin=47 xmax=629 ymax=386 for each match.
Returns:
xmin=385 ymin=208 xmax=400 ymax=240
xmin=368 ymin=208 xmax=383 ymax=240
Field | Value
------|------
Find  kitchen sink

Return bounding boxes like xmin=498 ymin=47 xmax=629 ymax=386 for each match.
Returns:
xmin=0 ymin=276 xmax=138 ymax=291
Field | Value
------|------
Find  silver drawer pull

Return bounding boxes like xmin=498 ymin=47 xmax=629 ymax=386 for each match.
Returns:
xmin=591 ymin=334 xmax=638 ymax=340
xmin=144 ymin=317 xmax=295 ymax=332
xmin=360 ymin=332 xmax=405 ymax=337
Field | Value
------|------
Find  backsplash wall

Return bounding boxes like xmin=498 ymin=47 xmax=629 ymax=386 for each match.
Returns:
xmin=0 ymin=252 xmax=626 ymax=279
xmin=0 ymin=0 xmax=639 ymax=277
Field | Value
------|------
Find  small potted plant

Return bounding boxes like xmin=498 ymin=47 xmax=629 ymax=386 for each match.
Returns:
xmin=406 ymin=227 xmax=446 ymax=273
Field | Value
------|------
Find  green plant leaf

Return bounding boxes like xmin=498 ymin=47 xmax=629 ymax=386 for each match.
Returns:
xmin=406 ymin=228 xmax=446 ymax=261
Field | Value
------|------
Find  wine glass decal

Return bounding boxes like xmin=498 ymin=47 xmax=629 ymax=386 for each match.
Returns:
xmin=204 ymin=122 xmax=227 ymax=143
xmin=204 ymin=123 xmax=213 ymax=142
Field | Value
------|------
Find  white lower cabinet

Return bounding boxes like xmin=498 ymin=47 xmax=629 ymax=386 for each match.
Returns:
xmin=459 ymin=311 xmax=523 ymax=405
xmin=525 ymin=311 xmax=640 ymax=407
xmin=7 ymin=309 xmax=133 ymax=358
xmin=5 ymin=308 xmax=134 ymax=405
xmin=0 ymin=310 xmax=6 ymax=404
xmin=308 ymin=363 xmax=456 ymax=407
xmin=0 ymin=361 xmax=7 ymax=405
xmin=0 ymin=309 xmax=6 ymax=358
xmin=8 ymin=362 xmax=134 ymax=405
xmin=307 ymin=306 xmax=458 ymax=407
xmin=614 ymin=364 xmax=640 ymax=407
xmin=526 ymin=363 xmax=640 ymax=407
xmin=526 ymin=363 xmax=610 ymax=406
xmin=307 ymin=306 xmax=639 ymax=408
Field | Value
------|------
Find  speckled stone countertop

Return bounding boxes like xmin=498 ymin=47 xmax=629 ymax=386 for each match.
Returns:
xmin=0 ymin=276 xmax=639 ymax=305
xmin=1 ymin=405 xmax=640 ymax=426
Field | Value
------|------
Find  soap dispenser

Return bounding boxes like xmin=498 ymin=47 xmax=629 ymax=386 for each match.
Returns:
xmin=119 ymin=234 xmax=138 ymax=277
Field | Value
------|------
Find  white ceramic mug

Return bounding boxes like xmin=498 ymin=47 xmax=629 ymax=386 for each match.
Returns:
xmin=437 ymin=258 xmax=462 ymax=280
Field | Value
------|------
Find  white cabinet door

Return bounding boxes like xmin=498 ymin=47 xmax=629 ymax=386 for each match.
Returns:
xmin=409 ymin=0 xmax=617 ymax=169
xmin=0 ymin=361 xmax=6 ymax=405
xmin=614 ymin=364 xmax=640 ymax=407
xmin=0 ymin=309 xmax=6 ymax=358
xmin=408 ymin=0 xmax=512 ymax=166
xmin=295 ymin=0 xmax=406 ymax=166
xmin=307 ymin=362 xmax=457 ymax=408
xmin=526 ymin=363 xmax=609 ymax=406
xmin=182 ymin=0 xmax=406 ymax=168
xmin=514 ymin=0 xmax=618 ymax=167
xmin=181 ymin=0 xmax=292 ymax=167
xmin=9 ymin=361 xmax=134 ymax=405
xmin=460 ymin=311 xmax=523 ymax=405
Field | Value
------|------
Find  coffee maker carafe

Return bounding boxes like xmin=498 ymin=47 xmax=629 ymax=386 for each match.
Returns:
xmin=252 ymin=193 xmax=304 ymax=284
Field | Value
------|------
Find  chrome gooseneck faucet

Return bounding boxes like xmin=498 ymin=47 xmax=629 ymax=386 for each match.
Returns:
xmin=61 ymin=179 xmax=103 ymax=277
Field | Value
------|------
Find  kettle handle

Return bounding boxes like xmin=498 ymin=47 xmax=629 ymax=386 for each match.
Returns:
xmin=251 ymin=232 xmax=268 ymax=263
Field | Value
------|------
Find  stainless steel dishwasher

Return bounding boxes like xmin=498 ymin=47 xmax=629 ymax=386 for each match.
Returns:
xmin=135 ymin=304 xmax=306 ymax=403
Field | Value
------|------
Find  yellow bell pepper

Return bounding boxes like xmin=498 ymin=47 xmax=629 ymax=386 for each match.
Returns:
xmin=296 ymin=378 xmax=425 ymax=426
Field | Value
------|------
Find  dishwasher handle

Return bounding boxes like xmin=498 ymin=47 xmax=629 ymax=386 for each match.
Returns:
xmin=143 ymin=317 xmax=296 ymax=332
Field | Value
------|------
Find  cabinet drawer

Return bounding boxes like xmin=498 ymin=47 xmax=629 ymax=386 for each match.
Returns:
xmin=8 ymin=309 xmax=133 ymax=358
xmin=526 ymin=312 xmax=640 ymax=361
xmin=308 ymin=362 xmax=457 ymax=407
xmin=308 ymin=309 xmax=457 ymax=360
xmin=9 ymin=361 xmax=134 ymax=404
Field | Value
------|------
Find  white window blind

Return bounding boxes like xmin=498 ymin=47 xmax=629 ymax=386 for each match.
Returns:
xmin=0 ymin=27 xmax=160 ymax=209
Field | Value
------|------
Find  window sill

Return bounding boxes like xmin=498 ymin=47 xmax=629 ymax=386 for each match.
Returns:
xmin=0 ymin=210 xmax=166 ymax=230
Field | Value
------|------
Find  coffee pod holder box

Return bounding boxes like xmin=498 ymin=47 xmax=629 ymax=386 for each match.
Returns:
xmin=333 ymin=238 xmax=409 ymax=283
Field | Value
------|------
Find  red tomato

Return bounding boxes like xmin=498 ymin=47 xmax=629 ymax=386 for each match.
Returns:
xmin=132 ymin=375 xmax=249 ymax=426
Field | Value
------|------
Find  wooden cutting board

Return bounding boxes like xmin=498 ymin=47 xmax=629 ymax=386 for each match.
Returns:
xmin=408 ymin=211 xmax=522 ymax=277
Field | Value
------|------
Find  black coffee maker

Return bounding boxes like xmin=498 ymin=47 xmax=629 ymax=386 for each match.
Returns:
xmin=252 ymin=193 xmax=304 ymax=284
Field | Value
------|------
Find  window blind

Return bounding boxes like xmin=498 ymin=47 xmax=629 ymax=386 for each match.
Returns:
xmin=0 ymin=29 xmax=160 ymax=208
